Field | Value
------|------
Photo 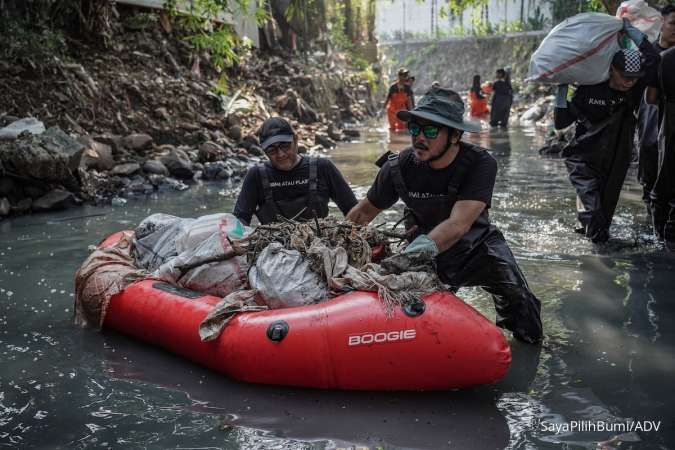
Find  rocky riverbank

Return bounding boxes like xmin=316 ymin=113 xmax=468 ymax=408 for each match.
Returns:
xmin=0 ymin=9 xmax=378 ymax=218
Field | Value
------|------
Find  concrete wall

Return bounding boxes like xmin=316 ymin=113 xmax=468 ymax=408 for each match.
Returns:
xmin=378 ymin=31 xmax=545 ymax=94
xmin=376 ymin=0 xmax=550 ymax=38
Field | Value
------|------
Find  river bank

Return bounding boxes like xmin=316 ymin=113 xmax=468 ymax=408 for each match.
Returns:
xmin=0 ymin=5 xmax=378 ymax=218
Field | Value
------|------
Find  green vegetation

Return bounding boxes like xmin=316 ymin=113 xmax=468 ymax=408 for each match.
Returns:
xmin=165 ymin=0 xmax=264 ymax=69
xmin=1 ymin=20 xmax=67 ymax=63
xmin=0 ymin=0 xmax=381 ymax=92
xmin=0 ymin=0 xmax=116 ymax=62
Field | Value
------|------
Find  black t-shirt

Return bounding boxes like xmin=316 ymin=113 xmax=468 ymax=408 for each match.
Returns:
xmin=367 ymin=144 xmax=498 ymax=261
xmin=233 ymin=156 xmax=357 ymax=225
xmin=367 ymin=144 xmax=497 ymax=210
xmin=555 ymin=38 xmax=661 ymax=133
xmin=573 ymin=81 xmax=634 ymax=128
xmin=491 ymin=79 xmax=512 ymax=97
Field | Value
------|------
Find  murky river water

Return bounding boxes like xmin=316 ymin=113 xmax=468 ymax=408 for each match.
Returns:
xmin=1 ymin=123 xmax=674 ymax=449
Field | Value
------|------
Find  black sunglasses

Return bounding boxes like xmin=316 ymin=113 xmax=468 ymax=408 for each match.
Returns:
xmin=264 ymin=141 xmax=292 ymax=156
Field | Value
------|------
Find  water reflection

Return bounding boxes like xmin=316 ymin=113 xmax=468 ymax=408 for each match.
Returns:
xmin=556 ymin=253 xmax=675 ymax=448
xmin=103 ymin=332 xmax=510 ymax=450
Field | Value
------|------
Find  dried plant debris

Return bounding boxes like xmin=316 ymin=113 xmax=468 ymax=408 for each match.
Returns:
xmin=233 ymin=217 xmax=391 ymax=269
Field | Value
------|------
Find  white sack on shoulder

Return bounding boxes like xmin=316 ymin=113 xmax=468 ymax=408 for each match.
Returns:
xmin=527 ymin=13 xmax=622 ymax=85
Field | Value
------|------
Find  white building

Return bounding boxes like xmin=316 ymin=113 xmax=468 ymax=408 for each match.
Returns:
xmin=376 ymin=0 xmax=552 ymax=40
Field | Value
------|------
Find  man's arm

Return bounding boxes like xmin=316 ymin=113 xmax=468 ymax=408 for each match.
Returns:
xmin=383 ymin=86 xmax=393 ymax=109
xmin=427 ymin=200 xmax=486 ymax=253
xmin=554 ymin=84 xmax=577 ymax=130
xmin=232 ymin=167 xmax=260 ymax=226
xmin=346 ymin=198 xmax=382 ymax=225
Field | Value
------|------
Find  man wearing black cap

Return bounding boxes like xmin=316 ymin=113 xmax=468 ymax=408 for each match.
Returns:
xmin=347 ymin=86 xmax=543 ymax=344
xmin=233 ymin=117 xmax=357 ymax=225
xmin=554 ymin=20 xmax=660 ymax=243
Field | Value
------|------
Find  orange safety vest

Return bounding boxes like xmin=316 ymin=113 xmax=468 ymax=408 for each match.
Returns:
xmin=468 ymin=90 xmax=489 ymax=117
xmin=387 ymin=87 xmax=410 ymax=131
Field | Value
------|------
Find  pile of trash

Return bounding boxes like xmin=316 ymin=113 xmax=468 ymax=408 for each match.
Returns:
xmin=74 ymin=213 xmax=444 ymax=342
xmin=0 ymin=6 xmax=377 ymax=218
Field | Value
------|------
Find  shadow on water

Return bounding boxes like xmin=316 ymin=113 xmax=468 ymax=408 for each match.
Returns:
xmin=1 ymin=120 xmax=675 ymax=449
xmin=102 ymin=331 xmax=510 ymax=450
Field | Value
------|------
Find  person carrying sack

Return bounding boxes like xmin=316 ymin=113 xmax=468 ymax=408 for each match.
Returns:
xmin=554 ymin=20 xmax=660 ymax=243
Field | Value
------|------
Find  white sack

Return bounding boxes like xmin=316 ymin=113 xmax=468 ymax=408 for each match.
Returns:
xmin=527 ymin=13 xmax=623 ymax=85
xmin=175 ymin=213 xmax=250 ymax=253
xmin=154 ymin=230 xmax=248 ymax=297
xmin=249 ymin=242 xmax=328 ymax=309
xmin=133 ymin=213 xmax=195 ymax=271
xmin=616 ymin=0 xmax=663 ymax=44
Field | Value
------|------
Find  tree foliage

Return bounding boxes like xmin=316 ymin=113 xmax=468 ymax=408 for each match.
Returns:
xmin=165 ymin=0 xmax=266 ymax=68
xmin=445 ymin=0 xmax=488 ymax=16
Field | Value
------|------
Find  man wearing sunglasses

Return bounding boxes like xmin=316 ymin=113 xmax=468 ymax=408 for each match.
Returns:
xmin=347 ymin=86 xmax=543 ymax=344
xmin=233 ymin=117 xmax=357 ymax=225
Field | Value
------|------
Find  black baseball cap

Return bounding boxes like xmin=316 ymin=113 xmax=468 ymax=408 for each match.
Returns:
xmin=258 ymin=117 xmax=295 ymax=150
xmin=611 ymin=49 xmax=645 ymax=78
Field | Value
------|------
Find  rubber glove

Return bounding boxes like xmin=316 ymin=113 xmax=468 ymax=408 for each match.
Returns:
xmin=623 ymin=19 xmax=645 ymax=46
xmin=555 ymin=84 xmax=569 ymax=108
xmin=402 ymin=234 xmax=439 ymax=258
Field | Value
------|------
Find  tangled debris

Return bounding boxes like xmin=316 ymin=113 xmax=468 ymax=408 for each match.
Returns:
xmin=232 ymin=216 xmax=393 ymax=269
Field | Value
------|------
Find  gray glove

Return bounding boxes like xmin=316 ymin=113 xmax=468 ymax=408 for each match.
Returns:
xmin=623 ymin=18 xmax=645 ymax=46
xmin=402 ymin=234 xmax=439 ymax=258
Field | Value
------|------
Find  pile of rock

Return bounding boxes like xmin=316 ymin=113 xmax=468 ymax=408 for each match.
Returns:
xmin=512 ymin=82 xmax=556 ymax=129
xmin=0 ymin=120 xmax=257 ymax=217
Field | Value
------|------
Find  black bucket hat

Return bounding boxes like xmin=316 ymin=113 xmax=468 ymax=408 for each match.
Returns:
xmin=258 ymin=117 xmax=295 ymax=150
xmin=397 ymin=86 xmax=481 ymax=133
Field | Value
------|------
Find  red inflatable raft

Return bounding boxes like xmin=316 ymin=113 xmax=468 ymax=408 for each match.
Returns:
xmin=100 ymin=232 xmax=511 ymax=390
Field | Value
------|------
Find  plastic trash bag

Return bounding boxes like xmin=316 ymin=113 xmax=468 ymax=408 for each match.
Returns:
xmin=0 ymin=118 xmax=46 ymax=140
xmin=175 ymin=213 xmax=250 ymax=253
xmin=133 ymin=214 xmax=195 ymax=271
xmin=154 ymin=228 xmax=248 ymax=297
xmin=616 ymin=0 xmax=663 ymax=44
xmin=249 ymin=242 xmax=328 ymax=309
xmin=527 ymin=13 xmax=622 ymax=85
